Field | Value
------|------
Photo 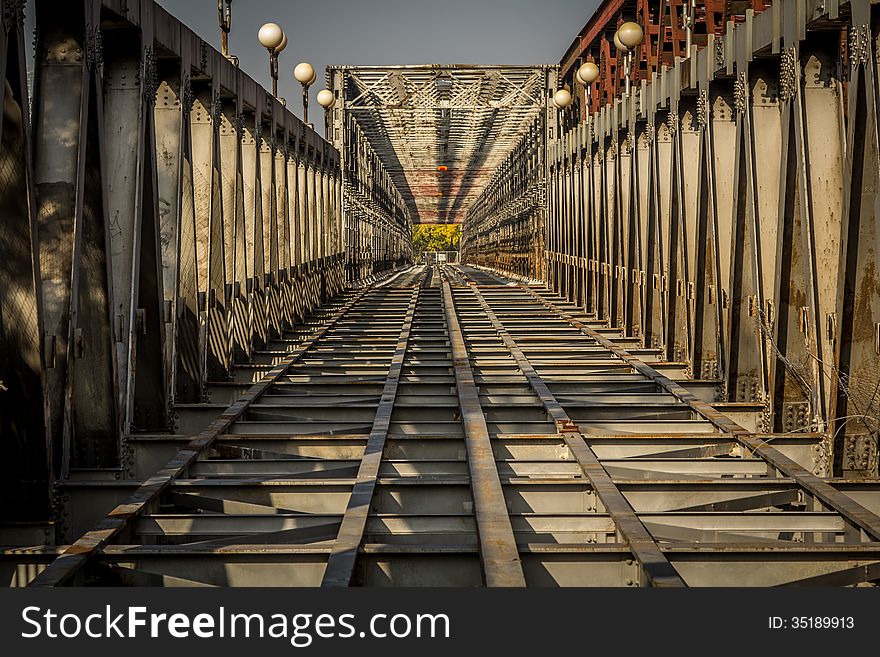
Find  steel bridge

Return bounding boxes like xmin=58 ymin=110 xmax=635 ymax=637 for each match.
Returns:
xmin=1 ymin=0 xmax=880 ymax=587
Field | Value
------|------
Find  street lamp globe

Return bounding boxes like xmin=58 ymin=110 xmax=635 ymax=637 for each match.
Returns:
xmin=576 ymin=61 xmax=599 ymax=85
xmin=617 ymin=22 xmax=644 ymax=49
xmin=553 ymin=88 xmax=573 ymax=108
xmin=258 ymin=22 xmax=284 ymax=51
xmin=294 ymin=62 xmax=316 ymax=85
xmin=316 ymin=89 xmax=336 ymax=109
xmin=275 ymin=33 xmax=288 ymax=54
xmin=613 ymin=31 xmax=628 ymax=52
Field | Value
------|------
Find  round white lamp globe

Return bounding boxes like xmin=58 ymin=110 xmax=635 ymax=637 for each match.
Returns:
xmin=294 ymin=62 xmax=316 ymax=85
xmin=316 ymin=89 xmax=336 ymax=108
xmin=576 ymin=61 xmax=599 ymax=85
xmin=258 ymin=23 xmax=284 ymax=51
xmin=553 ymin=88 xmax=573 ymax=108
xmin=617 ymin=22 xmax=644 ymax=49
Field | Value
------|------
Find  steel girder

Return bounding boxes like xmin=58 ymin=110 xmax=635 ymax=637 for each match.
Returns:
xmin=468 ymin=0 xmax=880 ymax=478
xmin=326 ymin=65 xmax=552 ymax=226
xmin=0 ymin=0 xmax=49 ymax=522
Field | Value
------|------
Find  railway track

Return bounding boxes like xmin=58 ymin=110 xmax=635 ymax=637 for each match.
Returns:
xmin=12 ymin=265 xmax=880 ymax=587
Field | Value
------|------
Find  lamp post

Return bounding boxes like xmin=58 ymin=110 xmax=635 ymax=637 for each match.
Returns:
xmin=613 ymin=21 xmax=644 ymax=97
xmin=683 ymin=0 xmax=695 ymax=52
xmin=258 ymin=22 xmax=287 ymax=99
xmin=576 ymin=60 xmax=599 ymax=116
xmin=317 ymin=89 xmax=335 ymax=133
xmin=553 ymin=86 xmax=573 ymax=133
xmin=218 ymin=1 xmax=234 ymax=59
xmin=294 ymin=62 xmax=317 ymax=127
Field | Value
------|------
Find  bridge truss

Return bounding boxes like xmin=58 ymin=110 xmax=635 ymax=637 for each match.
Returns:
xmin=1 ymin=0 xmax=880 ymax=588
xmin=326 ymin=64 xmax=554 ymax=225
xmin=0 ymin=0 xmax=412 ymax=526
xmin=463 ymin=0 xmax=880 ymax=481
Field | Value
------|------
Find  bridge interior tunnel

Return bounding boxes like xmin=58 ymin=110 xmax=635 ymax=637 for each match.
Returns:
xmin=327 ymin=64 xmax=555 ymax=280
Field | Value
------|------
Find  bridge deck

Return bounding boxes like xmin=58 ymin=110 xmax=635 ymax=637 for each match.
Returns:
xmin=9 ymin=265 xmax=880 ymax=587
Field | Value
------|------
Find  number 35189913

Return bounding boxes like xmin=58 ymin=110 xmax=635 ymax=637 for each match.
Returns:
xmin=769 ymin=616 xmax=854 ymax=630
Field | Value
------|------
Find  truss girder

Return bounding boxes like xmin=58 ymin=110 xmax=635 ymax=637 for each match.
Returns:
xmin=329 ymin=65 xmax=551 ymax=224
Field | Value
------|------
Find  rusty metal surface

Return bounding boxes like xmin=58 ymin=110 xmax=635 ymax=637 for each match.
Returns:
xmin=461 ymin=269 xmax=684 ymax=586
xmin=0 ymin=0 xmax=412 ymax=537
xmin=515 ymin=278 xmax=880 ymax=544
xmin=441 ymin=274 xmax=527 ymax=586
xmin=3 ymin=0 xmax=880 ymax=589
xmin=0 ymin=2 xmax=49 ymax=520
xmin=327 ymin=65 xmax=552 ymax=225
xmin=560 ymin=0 xmax=775 ymax=115
xmin=466 ymin=0 xmax=880 ymax=480
xmin=322 ymin=282 xmax=422 ymax=586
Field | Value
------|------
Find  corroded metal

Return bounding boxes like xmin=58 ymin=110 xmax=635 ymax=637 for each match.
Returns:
xmin=30 ymin=285 xmax=373 ymax=586
xmin=326 ymin=65 xmax=551 ymax=225
xmin=779 ymin=47 xmax=799 ymax=103
xmin=472 ymin=0 xmax=880 ymax=479
xmin=322 ymin=283 xmax=422 ymax=587
xmin=441 ymin=274 xmax=526 ymax=586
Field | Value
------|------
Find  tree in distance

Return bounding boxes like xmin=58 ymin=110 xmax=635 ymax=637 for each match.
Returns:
xmin=412 ymin=224 xmax=461 ymax=252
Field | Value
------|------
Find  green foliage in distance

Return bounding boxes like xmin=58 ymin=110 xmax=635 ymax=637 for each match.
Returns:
xmin=412 ymin=224 xmax=461 ymax=252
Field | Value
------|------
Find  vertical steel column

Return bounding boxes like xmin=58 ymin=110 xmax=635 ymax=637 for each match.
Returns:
xmin=191 ymin=82 xmax=229 ymax=385
xmin=228 ymin=105 xmax=251 ymax=362
xmin=33 ymin=0 xmax=119 ymax=476
xmin=243 ymin=114 xmax=266 ymax=351
xmin=725 ymin=63 xmax=769 ymax=408
xmin=155 ymin=70 xmax=202 ymax=405
xmin=690 ymin=84 xmax=730 ymax=383
xmin=665 ymin=103 xmax=692 ymax=365
xmin=0 ymin=0 xmax=50 ymax=519
xmin=832 ymin=3 xmax=880 ymax=476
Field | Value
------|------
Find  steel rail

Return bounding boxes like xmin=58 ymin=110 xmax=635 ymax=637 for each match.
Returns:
xmin=457 ymin=268 xmax=685 ymax=587
xmin=322 ymin=279 xmax=423 ymax=587
xmin=30 ymin=287 xmax=373 ymax=587
xmin=518 ymin=283 xmax=880 ymax=544
xmin=440 ymin=273 xmax=527 ymax=587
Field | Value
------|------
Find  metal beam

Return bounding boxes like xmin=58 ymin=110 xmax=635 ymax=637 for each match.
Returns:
xmin=441 ymin=275 xmax=526 ymax=586
xmin=462 ymin=270 xmax=684 ymax=586
xmin=323 ymin=282 xmax=422 ymax=586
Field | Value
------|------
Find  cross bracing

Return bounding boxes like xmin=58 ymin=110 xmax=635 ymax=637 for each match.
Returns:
xmin=328 ymin=65 xmax=552 ymax=224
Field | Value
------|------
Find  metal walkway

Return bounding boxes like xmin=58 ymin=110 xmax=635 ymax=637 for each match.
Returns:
xmin=19 ymin=265 xmax=880 ymax=587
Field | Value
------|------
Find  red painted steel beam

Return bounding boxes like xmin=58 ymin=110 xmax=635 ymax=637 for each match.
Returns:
xmin=560 ymin=0 xmax=774 ymax=119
